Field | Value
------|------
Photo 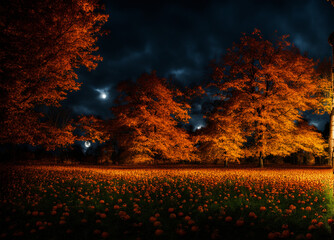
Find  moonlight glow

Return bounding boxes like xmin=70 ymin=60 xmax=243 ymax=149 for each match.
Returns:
xmin=84 ymin=141 xmax=91 ymax=148
xmin=95 ymin=88 xmax=109 ymax=100
xmin=196 ymin=125 xmax=203 ymax=130
xmin=100 ymin=92 xmax=107 ymax=99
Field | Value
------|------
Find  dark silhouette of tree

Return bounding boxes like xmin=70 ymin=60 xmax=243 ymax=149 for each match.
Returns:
xmin=210 ymin=29 xmax=326 ymax=167
xmin=0 ymin=0 xmax=108 ymax=147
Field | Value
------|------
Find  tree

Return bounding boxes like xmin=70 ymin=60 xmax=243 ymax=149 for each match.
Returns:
xmin=0 ymin=0 xmax=108 ymax=146
xmin=38 ymin=106 xmax=76 ymax=151
xmin=211 ymin=29 xmax=327 ymax=167
xmin=315 ymin=58 xmax=332 ymax=114
xmin=315 ymin=58 xmax=332 ymax=165
xmin=76 ymin=115 xmax=109 ymax=144
xmin=111 ymin=72 xmax=198 ymax=164
xmin=34 ymin=106 xmax=109 ymax=152
xmin=195 ymin=111 xmax=246 ymax=166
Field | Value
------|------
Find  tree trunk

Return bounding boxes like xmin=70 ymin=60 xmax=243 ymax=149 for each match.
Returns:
xmin=224 ymin=159 xmax=228 ymax=168
xmin=330 ymin=47 xmax=334 ymax=167
xmin=258 ymin=152 xmax=264 ymax=168
xmin=330 ymin=108 xmax=334 ymax=167
xmin=330 ymin=43 xmax=334 ymax=168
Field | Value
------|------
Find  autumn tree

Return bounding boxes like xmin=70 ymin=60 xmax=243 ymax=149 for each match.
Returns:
xmin=75 ymin=115 xmax=109 ymax=145
xmin=0 ymin=0 xmax=108 ymax=147
xmin=34 ymin=105 xmax=109 ymax=151
xmin=315 ymin=57 xmax=334 ymax=166
xmin=37 ymin=106 xmax=76 ymax=151
xmin=211 ymin=29 xmax=327 ymax=167
xmin=111 ymin=72 xmax=198 ymax=164
xmin=316 ymin=58 xmax=332 ymax=114
xmin=195 ymin=110 xmax=246 ymax=166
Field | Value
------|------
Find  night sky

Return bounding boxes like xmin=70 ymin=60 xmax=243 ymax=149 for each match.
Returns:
xmin=64 ymin=0 xmax=334 ymax=130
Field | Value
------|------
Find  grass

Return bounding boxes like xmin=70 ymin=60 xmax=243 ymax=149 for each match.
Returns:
xmin=0 ymin=165 xmax=333 ymax=240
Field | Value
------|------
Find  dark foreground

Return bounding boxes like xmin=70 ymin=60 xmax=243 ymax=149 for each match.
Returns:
xmin=0 ymin=165 xmax=333 ymax=240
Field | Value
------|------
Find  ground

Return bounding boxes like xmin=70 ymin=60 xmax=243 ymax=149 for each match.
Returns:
xmin=0 ymin=164 xmax=333 ymax=240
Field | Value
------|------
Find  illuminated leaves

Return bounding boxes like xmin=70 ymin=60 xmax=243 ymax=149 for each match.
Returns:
xmin=315 ymin=58 xmax=332 ymax=114
xmin=196 ymin=112 xmax=246 ymax=164
xmin=111 ymin=72 xmax=197 ymax=163
xmin=211 ymin=29 xmax=326 ymax=163
xmin=0 ymin=0 xmax=108 ymax=146
xmin=76 ymin=115 xmax=110 ymax=144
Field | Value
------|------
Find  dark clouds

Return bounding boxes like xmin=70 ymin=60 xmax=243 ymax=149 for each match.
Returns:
xmin=64 ymin=0 xmax=334 ymax=123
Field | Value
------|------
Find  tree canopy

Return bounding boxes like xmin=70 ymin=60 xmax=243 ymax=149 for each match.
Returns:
xmin=0 ymin=0 xmax=108 ymax=147
xmin=111 ymin=72 xmax=198 ymax=164
xmin=210 ymin=29 xmax=326 ymax=166
xmin=195 ymin=105 xmax=246 ymax=165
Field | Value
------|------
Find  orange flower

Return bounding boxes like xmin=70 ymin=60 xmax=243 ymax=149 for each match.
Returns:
xmin=155 ymin=229 xmax=164 ymax=236
xmin=176 ymin=228 xmax=186 ymax=236
xmin=248 ymin=212 xmax=257 ymax=218
xmin=101 ymin=231 xmax=109 ymax=238
xmin=32 ymin=211 xmax=39 ymax=216
xmin=153 ymin=221 xmax=161 ymax=227
xmin=191 ymin=225 xmax=199 ymax=232
xmin=267 ymin=232 xmax=275 ymax=240
xmin=236 ymin=219 xmax=244 ymax=227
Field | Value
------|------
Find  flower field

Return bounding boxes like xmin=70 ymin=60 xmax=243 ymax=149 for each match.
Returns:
xmin=0 ymin=166 xmax=333 ymax=240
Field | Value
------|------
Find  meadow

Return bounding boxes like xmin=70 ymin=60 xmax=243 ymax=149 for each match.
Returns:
xmin=0 ymin=165 xmax=333 ymax=240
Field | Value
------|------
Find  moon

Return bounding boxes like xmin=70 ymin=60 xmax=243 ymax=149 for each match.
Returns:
xmin=196 ymin=125 xmax=203 ymax=130
xmin=84 ymin=141 xmax=91 ymax=148
xmin=100 ymin=92 xmax=107 ymax=99
xmin=95 ymin=88 xmax=108 ymax=100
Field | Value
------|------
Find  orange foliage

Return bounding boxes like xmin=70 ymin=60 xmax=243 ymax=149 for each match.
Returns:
xmin=211 ymin=29 xmax=326 ymax=165
xmin=315 ymin=58 xmax=332 ymax=114
xmin=76 ymin=115 xmax=110 ymax=144
xmin=195 ymin=112 xmax=246 ymax=164
xmin=40 ymin=122 xmax=77 ymax=151
xmin=111 ymin=72 xmax=198 ymax=163
xmin=34 ymin=107 xmax=109 ymax=150
xmin=0 ymin=0 xmax=108 ymax=146
xmin=35 ymin=107 xmax=76 ymax=150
